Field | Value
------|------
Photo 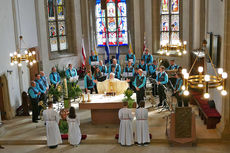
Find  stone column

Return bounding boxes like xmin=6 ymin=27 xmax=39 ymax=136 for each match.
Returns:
xmin=144 ymin=0 xmax=152 ymax=53
xmin=220 ymin=0 xmax=230 ymax=140
xmin=152 ymin=0 xmax=160 ymax=54
xmin=133 ymin=0 xmax=141 ymax=59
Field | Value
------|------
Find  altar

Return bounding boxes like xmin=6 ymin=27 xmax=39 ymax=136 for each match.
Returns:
xmin=79 ymin=94 xmax=136 ymax=124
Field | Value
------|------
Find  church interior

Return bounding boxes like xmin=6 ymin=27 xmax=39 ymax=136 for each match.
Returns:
xmin=1 ymin=0 xmax=230 ymax=152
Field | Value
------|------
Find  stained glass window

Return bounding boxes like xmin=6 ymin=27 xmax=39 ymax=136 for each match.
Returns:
xmin=96 ymin=0 xmax=128 ymax=46
xmin=47 ymin=0 xmax=67 ymax=52
xmin=160 ymin=0 xmax=180 ymax=45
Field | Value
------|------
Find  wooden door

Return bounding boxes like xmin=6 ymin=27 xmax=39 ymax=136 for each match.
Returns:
xmin=0 ymin=77 xmax=6 ymax=120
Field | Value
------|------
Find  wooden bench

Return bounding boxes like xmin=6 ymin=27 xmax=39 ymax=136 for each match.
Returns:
xmin=192 ymin=94 xmax=221 ymax=129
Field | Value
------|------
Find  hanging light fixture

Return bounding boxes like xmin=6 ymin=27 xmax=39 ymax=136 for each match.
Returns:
xmin=10 ymin=36 xmax=37 ymax=67
xmin=182 ymin=40 xmax=227 ymax=98
xmin=9 ymin=0 xmax=37 ymax=67
xmin=158 ymin=40 xmax=187 ymax=56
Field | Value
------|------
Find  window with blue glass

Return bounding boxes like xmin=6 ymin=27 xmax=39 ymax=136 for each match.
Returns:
xmin=96 ymin=0 xmax=128 ymax=46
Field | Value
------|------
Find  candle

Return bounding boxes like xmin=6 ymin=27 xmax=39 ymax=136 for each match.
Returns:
xmin=64 ymin=78 xmax=68 ymax=98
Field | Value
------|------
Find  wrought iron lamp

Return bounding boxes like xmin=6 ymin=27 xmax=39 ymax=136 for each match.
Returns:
xmin=10 ymin=36 xmax=37 ymax=67
xmin=181 ymin=40 xmax=227 ymax=98
xmin=158 ymin=40 xmax=187 ymax=56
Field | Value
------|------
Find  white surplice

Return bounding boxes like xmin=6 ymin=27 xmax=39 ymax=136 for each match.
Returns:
xmin=135 ymin=108 xmax=150 ymax=144
xmin=43 ymin=109 xmax=62 ymax=146
xmin=118 ymin=108 xmax=134 ymax=146
xmin=67 ymin=115 xmax=81 ymax=145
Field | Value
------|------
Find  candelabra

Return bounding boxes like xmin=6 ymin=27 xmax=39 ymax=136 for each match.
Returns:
xmin=159 ymin=41 xmax=187 ymax=56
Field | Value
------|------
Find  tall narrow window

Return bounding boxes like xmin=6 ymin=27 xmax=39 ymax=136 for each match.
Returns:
xmin=47 ymin=0 xmax=68 ymax=52
xmin=96 ymin=0 xmax=128 ymax=46
xmin=160 ymin=0 xmax=180 ymax=45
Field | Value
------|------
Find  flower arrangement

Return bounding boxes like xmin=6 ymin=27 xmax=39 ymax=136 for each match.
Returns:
xmin=122 ymin=89 xmax=135 ymax=108
xmin=48 ymin=84 xmax=63 ymax=101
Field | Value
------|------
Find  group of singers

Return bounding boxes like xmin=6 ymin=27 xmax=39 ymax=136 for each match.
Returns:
xmin=85 ymin=48 xmax=187 ymax=109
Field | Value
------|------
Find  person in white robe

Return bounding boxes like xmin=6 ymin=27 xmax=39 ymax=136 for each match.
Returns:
xmin=135 ymin=101 xmax=150 ymax=145
xmin=67 ymin=107 xmax=81 ymax=146
xmin=43 ymin=102 xmax=62 ymax=148
xmin=118 ymin=102 xmax=134 ymax=146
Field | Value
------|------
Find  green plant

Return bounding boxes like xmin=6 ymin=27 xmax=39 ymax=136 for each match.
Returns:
xmin=55 ymin=64 xmax=66 ymax=79
xmin=122 ymin=89 xmax=135 ymax=108
xmin=67 ymin=83 xmax=82 ymax=99
xmin=48 ymin=85 xmax=62 ymax=100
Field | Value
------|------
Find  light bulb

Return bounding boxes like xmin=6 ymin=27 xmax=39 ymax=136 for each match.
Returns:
xmin=178 ymin=52 xmax=182 ymax=56
xmin=32 ymin=51 xmax=36 ymax=55
xmin=182 ymin=69 xmax=187 ymax=75
xmin=198 ymin=84 xmax=203 ymax=88
xmin=26 ymin=60 xmax=29 ymax=63
xmin=166 ymin=52 xmax=170 ymax=56
xmin=33 ymin=60 xmax=36 ymax=63
xmin=181 ymin=85 xmax=185 ymax=90
xmin=177 ymin=49 xmax=180 ymax=52
xmin=184 ymin=41 xmax=187 ymax=45
xmin=184 ymin=90 xmax=189 ymax=96
xmin=10 ymin=53 xmax=13 ymax=57
xmin=24 ymin=50 xmax=28 ymax=54
xmin=17 ymin=54 xmax=21 ymax=57
xmin=218 ymin=68 xmax=223 ymax=74
xmin=14 ymin=61 xmax=18 ymax=64
xmin=204 ymin=93 xmax=210 ymax=99
xmin=198 ymin=66 xmax=203 ymax=73
xmin=204 ymin=75 xmax=210 ymax=82
xmin=18 ymin=63 xmax=22 ymax=67
xmin=30 ymin=62 xmax=33 ymax=66
xmin=183 ymin=50 xmax=187 ymax=54
xmin=184 ymin=73 xmax=189 ymax=79
xmin=28 ymin=53 xmax=32 ymax=56
xmin=14 ymin=52 xmax=17 ymax=55
xmin=217 ymin=86 xmax=223 ymax=91
xmin=221 ymin=90 xmax=227 ymax=96
xmin=10 ymin=62 xmax=14 ymax=66
xmin=222 ymin=72 xmax=228 ymax=79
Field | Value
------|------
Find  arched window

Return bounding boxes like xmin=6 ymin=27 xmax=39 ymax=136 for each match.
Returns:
xmin=95 ymin=0 xmax=128 ymax=46
xmin=47 ymin=0 xmax=68 ymax=52
xmin=160 ymin=0 xmax=181 ymax=45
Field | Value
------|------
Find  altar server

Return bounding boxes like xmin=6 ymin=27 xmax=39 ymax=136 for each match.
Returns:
xmin=43 ymin=102 xmax=62 ymax=148
xmin=133 ymin=69 xmax=146 ymax=106
xmin=89 ymin=50 xmax=99 ymax=74
xmin=49 ymin=67 xmax=61 ymax=87
xmin=156 ymin=66 xmax=168 ymax=107
xmin=40 ymin=71 xmax=49 ymax=90
xmin=67 ymin=107 xmax=81 ymax=146
xmin=125 ymin=49 xmax=136 ymax=65
xmin=167 ymin=59 xmax=179 ymax=70
xmin=84 ymin=70 xmax=97 ymax=94
xmin=135 ymin=101 xmax=150 ymax=145
xmin=141 ymin=48 xmax=153 ymax=64
xmin=138 ymin=59 xmax=148 ymax=76
xmin=99 ymin=60 xmax=107 ymax=76
xmin=118 ymin=102 xmax=134 ymax=146
xmin=28 ymin=81 xmax=41 ymax=123
xmin=65 ymin=64 xmax=78 ymax=83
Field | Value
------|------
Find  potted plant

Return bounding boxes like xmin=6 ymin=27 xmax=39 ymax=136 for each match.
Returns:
xmin=122 ymin=89 xmax=135 ymax=108
xmin=48 ymin=84 xmax=63 ymax=102
xmin=63 ymin=79 xmax=82 ymax=109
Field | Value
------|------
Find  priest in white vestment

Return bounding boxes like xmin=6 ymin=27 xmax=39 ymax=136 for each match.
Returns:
xmin=43 ymin=102 xmax=62 ymax=148
xmin=67 ymin=107 xmax=81 ymax=146
xmin=135 ymin=101 xmax=150 ymax=145
xmin=96 ymin=73 xmax=129 ymax=95
xmin=118 ymin=102 xmax=134 ymax=146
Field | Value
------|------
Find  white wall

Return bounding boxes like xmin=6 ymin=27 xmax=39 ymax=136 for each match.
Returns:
xmin=0 ymin=0 xmax=38 ymax=111
xmin=206 ymin=0 xmax=225 ymax=113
